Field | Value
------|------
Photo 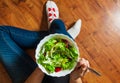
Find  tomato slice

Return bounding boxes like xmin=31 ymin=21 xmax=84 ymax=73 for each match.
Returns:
xmin=55 ymin=67 xmax=61 ymax=72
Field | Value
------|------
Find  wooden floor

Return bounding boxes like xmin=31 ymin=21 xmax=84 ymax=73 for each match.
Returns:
xmin=0 ymin=0 xmax=120 ymax=83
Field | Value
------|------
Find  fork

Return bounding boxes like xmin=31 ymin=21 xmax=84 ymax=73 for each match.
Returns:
xmin=87 ymin=67 xmax=101 ymax=76
xmin=74 ymin=59 xmax=101 ymax=76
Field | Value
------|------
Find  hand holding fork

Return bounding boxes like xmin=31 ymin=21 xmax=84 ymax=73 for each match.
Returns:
xmin=71 ymin=58 xmax=101 ymax=78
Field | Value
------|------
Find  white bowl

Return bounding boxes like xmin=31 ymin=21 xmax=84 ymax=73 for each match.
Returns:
xmin=35 ymin=33 xmax=80 ymax=77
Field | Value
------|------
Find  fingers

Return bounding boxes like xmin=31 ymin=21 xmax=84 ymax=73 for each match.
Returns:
xmin=86 ymin=60 xmax=90 ymax=72
xmin=77 ymin=58 xmax=90 ymax=77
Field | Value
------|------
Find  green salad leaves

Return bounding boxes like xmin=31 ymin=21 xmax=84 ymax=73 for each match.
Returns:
xmin=37 ymin=38 xmax=78 ymax=73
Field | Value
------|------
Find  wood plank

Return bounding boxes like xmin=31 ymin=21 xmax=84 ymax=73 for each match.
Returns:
xmin=0 ymin=0 xmax=120 ymax=83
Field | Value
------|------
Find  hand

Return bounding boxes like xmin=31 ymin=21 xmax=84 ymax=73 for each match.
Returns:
xmin=70 ymin=58 xmax=90 ymax=83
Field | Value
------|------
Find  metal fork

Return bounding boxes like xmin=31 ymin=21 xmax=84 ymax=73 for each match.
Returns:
xmin=74 ymin=59 xmax=101 ymax=76
xmin=87 ymin=67 xmax=101 ymax=76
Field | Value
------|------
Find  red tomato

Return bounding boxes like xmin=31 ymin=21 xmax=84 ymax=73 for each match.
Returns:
xmin=55 ymin=67 xmax=61 ymax=72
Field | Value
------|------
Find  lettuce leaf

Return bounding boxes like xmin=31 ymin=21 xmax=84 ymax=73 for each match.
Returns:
xmin=37 ymin=38 xmax=78 ymax=73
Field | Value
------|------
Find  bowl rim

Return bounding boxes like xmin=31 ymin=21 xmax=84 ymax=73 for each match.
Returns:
xmin=35 ymin=33 xmax=80 ymax=77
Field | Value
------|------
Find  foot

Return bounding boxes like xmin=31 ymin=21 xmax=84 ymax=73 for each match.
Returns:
xmin=46 ymin=1 xmax=59 ymax=27
xmin=67 ymin=19 xmax=82 ymax=39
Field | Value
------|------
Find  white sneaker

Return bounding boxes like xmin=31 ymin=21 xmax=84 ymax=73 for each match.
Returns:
xmin=67 ymin=19 xmax=82 ymax=39
xmin=46 ymin=1 xmax=59 ymax=27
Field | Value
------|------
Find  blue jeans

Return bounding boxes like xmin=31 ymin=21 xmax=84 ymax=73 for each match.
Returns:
xmin=0 ymin=19 xmax=72 ymax=83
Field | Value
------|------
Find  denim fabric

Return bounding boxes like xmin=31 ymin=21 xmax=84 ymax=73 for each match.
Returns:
xmin=0 ymin=19 xmax=72 ymax=83
xmin=42 ymin=19 xmax=72 ymax=83
xmin=0 ymin=26 xmax=49 ymax=83
xmin=49 ymin=19 xmax=73 ymax=39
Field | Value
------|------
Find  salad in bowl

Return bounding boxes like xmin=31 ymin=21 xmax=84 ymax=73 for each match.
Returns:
xmin=35 ymin=34 xmax=80 ymax=77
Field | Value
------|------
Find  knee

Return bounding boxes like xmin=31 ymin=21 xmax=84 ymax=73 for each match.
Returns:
xmin=50 ymin=19 xmax=65 ymax=30
xmin=51 ymin=19 xmax=64 ymax=25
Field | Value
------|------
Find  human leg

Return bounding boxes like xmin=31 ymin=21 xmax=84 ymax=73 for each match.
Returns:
xmin=42 ymin=19 xmax=71 ymax=83
xmin=46 ymin=1 xmax=59 ymax=27
xmin=67 ymin=19 xmax=82 ymax=39
xmin=49 ymin=19 xmax=73 ymax=39
xmin=43 ymin=1 xmax=81 ymax=83
xmin=0 ymin=26 xmax=49 ymax=83
xmin=46 ymin=1 xmax=81 ymax=39
xmin=46 ymin=0 xmax=59 ymax=28
xmin=4 ymin=26 xmax=49 ymax=48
